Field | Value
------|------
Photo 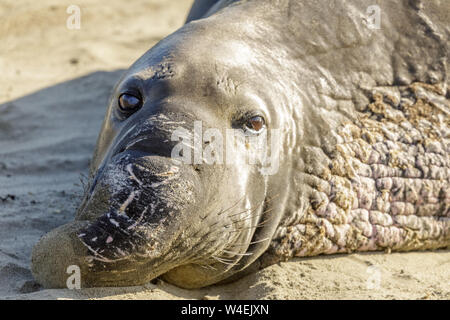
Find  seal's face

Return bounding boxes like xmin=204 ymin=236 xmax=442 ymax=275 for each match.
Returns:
xmin=32 ymin=17 xmax=291 ymax=289
xmin=79 ymin=21 xmax=287 ymax=288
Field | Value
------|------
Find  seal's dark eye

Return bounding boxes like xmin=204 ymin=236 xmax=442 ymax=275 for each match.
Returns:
xmin=245 ymin=115 xmax=265 ymax=132
xmin=118 ymin=93 xmax=142 ymax=113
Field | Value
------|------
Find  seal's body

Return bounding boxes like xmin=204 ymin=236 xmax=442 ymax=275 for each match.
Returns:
xmin=32 ymin=0 xmax=449 ymax=289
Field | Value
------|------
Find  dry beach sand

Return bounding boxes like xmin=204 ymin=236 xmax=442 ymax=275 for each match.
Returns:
xmin=0 ymin=0 xmax=449 ymax=300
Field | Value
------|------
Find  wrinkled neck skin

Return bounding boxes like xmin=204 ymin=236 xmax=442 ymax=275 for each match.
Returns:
xmin=74 ymin=4 xmax=297 ymax=288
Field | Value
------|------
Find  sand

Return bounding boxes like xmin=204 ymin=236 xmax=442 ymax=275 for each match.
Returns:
xmin=0 ymin=0 xmax=448 ymax=300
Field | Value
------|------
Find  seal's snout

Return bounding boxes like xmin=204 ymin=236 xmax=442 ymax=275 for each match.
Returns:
xmin=32 ymin=150 xmax=205 ymax=288
xmin=31 ymin=221 xmax=92 ymax=288
xmin=31 ymin=220 xmax=173 ymax=288
xmin=111 ymin=112 xmax=195 ymax=161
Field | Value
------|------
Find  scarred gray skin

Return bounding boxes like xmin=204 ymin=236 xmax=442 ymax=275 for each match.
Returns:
xmin=32 ymin=0 xmax=449 ymax=289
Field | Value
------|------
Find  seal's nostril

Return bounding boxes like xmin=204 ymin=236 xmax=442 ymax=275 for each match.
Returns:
xmin=116 ymin=136 xmax=175 ymax=158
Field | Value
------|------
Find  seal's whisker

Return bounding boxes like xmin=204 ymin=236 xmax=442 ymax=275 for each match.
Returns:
xmin=227 ymin=214 xmax=277 ymax=233
xmin=212 ymin=255 xmax=235 ymax=263
xmin=217 ymin=194 xmax=247 ymax=216
xmin=212 ymin=255 xmax=237 ymax=266
xmin=226 ymin=206 xmax=276 ymax=229
xmin=227 ymin=237 xmax=271 ymax=248
xmin=253 ymin=212 xmax=278 ymax=227
xmin=226 ymin=205 xmax=261 ymax=220
xmin=207 ymin=205 xmax=257 ymax=229
xmin=221 ymin=250 xmax=253 ymax=257
xmin=226 ymin=193 xmax=279 ymax=219
xmin=208 ymin=193 xmax=280 ymax=230
xmin=265 ymin=192 xmax=281 ymax=203
xmin=231 ymin=207 xmax=276 ymax=224
xmin=254 ymin=214 xmax=276 ymax=227
xmin=199 ymin=264 xmax=217 ymax=271
xmin=206 ymin=206 xmax=276 ymax=236
xmin=205 ymin=194 xmax=249 ymax=227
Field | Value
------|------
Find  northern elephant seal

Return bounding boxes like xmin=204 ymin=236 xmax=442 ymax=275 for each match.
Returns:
xmin=32 ymin=0 xmax=449 ymax=289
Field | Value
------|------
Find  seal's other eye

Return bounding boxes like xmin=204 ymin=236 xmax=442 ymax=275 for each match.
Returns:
xmin=245 ymin=115 xmax=265 ymax=132
xmin=118 ymin=93 xmax=142 ymax=114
